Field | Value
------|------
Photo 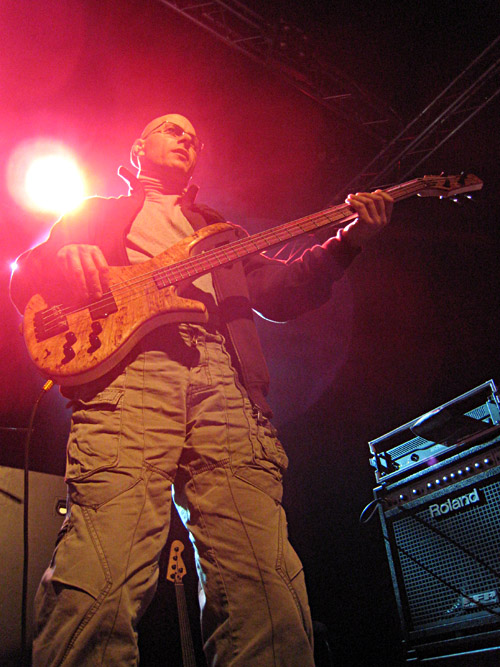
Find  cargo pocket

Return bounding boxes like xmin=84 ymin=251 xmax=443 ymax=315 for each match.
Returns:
xmin=66 ymin=387 xmax=124 ymax=483
xmin=252 ymin=406 xmax=289 ymax=475
xmin=34 ymin=506 xmax=112 ymax=656
xmin=49 ymin=510 xmax=110 ymax=600
xmin=234 ymin=404 xmax=289 ymax=504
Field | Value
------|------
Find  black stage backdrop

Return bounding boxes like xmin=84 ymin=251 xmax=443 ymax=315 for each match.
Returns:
xmin=0 ymin=1 xmax=498 ymax=665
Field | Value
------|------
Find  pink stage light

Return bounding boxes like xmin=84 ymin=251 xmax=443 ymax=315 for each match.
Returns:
xmin=7 ymin=138 xmax=87 ymax=217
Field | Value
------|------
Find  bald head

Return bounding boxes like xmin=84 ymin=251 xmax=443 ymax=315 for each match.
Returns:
xmin=131 ymin=113 xmax=200 ymax=190
xmin=139 ymin=114 xmax=197 ymax=141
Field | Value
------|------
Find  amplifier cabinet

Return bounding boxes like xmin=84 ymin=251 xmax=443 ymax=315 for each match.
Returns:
xmin=375 ymin=435 xmax=500 ymax=663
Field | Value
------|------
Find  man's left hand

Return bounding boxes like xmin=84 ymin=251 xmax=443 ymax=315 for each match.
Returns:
xmin=340 ymin=189 xmax=394 ymax=249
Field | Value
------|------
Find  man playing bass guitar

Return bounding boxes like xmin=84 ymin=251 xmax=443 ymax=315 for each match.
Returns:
xmin=10 ymin=113 xmax=393 ymax=666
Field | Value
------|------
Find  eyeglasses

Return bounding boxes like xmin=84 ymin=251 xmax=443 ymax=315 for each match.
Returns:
xmin=143 ymin=121 xmax=203 ymax=153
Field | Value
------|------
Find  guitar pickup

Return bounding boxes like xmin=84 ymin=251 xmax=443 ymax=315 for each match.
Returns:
xmin=89 ymin=292 xmax=118 ymax=320
xmin=34 ymin=307 xmax=69 ymax=342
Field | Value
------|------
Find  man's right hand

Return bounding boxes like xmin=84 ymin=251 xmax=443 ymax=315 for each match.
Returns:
xmin=56 ymin=244 xmax=110 ymax=304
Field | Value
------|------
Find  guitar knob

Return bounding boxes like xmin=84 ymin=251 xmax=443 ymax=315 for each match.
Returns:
xmin=89 ymin=333 xmax=102 ymax=350
xmin=64 ymin=331 xmax=77 ymax=347
xmin=61 ymin=346 xmax=76 ymax=363
xmin=91 ymin=322 xmax=103 ymax=334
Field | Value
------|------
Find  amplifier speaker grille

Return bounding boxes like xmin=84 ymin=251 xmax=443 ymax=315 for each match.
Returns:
xmin=390 ymin=474 xmax=500 ymax=633
xmin=376 ymin=439 xmax=500 ymax=662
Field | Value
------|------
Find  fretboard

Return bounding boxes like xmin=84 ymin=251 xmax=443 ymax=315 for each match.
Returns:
xmin=152 ymin=178 xmax=424 ymax=288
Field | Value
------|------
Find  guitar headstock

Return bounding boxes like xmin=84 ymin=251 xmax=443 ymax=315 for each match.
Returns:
xmin=417 ymin=173 xmax=483 ymax=198
xmin=166 ymin=540 xmax=187 ymax=584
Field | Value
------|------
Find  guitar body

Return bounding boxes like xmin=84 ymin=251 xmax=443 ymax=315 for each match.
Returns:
xmin=23 ymin=223 xmax=235 ymax=386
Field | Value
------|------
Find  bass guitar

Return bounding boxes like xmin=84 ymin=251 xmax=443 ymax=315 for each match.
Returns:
xmin=22 ymin=173 xmax=482 ymax=386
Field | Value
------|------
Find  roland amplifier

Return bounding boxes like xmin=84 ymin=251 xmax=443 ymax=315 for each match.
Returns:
xmin=370 ymin=382 xmax=500 ymax=663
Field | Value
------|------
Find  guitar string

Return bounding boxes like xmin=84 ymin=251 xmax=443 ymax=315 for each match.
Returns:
xmin=175 ymin=584 xmax=196 ymax=664
xmin=36 ymin=206 xmax=356 ymax=330
xmin=36 ymin=180 xmax=426 ymax=333
xmin=42 ymin=173 xmax=455 ymax=321
xmin=36 ymin=180 xmax=424 ymax=334
xmin=36 ymin=180 xmax=424 ymax=332
xmin=39 ymin=201 xmax=354 ymax=313
xmin=121 ymin=176 xmax=418 ymax=296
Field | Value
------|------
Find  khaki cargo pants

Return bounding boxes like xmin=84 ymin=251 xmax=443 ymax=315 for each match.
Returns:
xmin=33 ymin=324 xmax=314 ymax=666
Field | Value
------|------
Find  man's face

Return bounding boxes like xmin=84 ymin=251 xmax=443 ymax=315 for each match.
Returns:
xmin=137 ymin=113 xmax=200 ymax=180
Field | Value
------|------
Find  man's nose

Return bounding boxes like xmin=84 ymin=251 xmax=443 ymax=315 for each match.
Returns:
xmin=178 ymin=132 xmax=194 ymax=150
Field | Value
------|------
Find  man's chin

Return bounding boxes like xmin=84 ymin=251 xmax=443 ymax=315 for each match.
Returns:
xmin=140 ymin=162 xmax=192 ymax=190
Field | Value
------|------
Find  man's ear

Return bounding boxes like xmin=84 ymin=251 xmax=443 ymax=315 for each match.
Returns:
xmin=130 ymin=138 xmax=145 ymax=169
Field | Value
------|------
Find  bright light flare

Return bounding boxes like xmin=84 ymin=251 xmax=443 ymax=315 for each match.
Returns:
xmin=7 ymin=139 xmax=87 ymax=216
xmin=25 ymin=154 xmax=85 ymax=214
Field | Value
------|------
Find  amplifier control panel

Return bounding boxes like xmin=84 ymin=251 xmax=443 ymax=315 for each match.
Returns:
xmin=375 ymin=436 xmax=500 ymax=511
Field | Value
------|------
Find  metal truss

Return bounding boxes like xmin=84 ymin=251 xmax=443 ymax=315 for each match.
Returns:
xmin=157 ymin=1 xmax=498 ymax=201
xmin=334 ymin=35 xmax=500 ymax=198
xmin=158 ymin=0 xmax=402 ymax=143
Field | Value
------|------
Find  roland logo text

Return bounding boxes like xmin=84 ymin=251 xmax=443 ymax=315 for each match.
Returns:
xmin=429 ymin=488 xmax=481 ymax=519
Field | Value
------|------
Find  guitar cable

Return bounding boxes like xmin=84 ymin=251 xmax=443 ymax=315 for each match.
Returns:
xmin=21 ymin=379 xmax=54 ymax=667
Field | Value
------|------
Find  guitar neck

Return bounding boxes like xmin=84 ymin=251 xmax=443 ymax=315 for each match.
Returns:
xmin=240 ymin=177 xmax=423 ymax=253
xmin=175 ymin=582 xmax=197 ymax=667
xmin=155 ymin=178 xmax=424 ymax=288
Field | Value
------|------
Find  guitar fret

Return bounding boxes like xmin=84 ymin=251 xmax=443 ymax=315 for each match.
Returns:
xmin=233 ymin=245 xmax=249 ymax=256
xmin=219 ymin=246 xmax=233 ymax=261
xmin=153 ymin=271 xmax=168 ymax=289
xmin=176 ymin=265 xmax=189 ymax=279
xmin=246 ymin=237 xmax=262 ymax=251
xmin=268 ymin=227 xmax=294 ymax=243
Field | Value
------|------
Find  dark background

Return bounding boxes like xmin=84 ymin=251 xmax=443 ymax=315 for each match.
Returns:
xmin=1 ymin=1 xmax=499 ymax=665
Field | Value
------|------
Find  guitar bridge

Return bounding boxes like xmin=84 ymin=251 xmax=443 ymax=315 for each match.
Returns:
xmin=34 ymin=307 xmax=69 ymax=342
